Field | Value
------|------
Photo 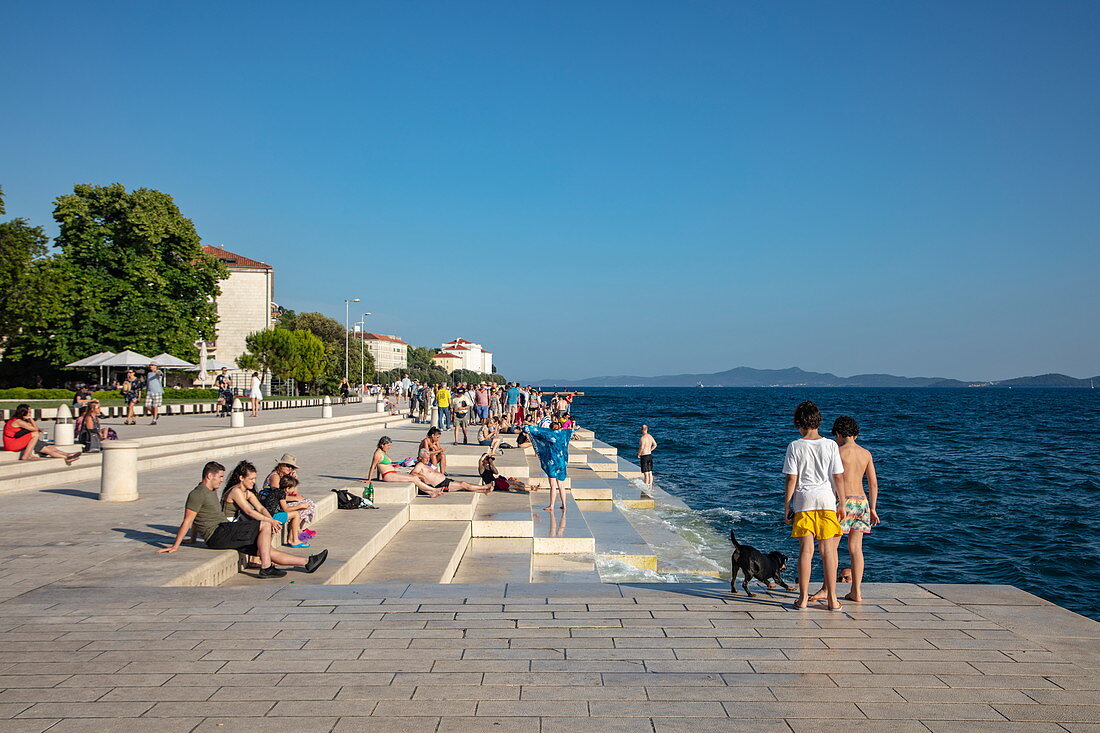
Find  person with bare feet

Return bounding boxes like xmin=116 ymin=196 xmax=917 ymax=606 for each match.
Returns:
xmin=418 ymin=427 xmax=448 ymax=473
xmin=638 ymin=424 xmax=657 ymax=488
xmin=408 ymin=461 xmax=491 ymax=497
xmin=368 ymin=436 xmax=438 ymax=495
xmin=809 ymin=417 xmax=879 ymax=604
xmin=526 ymin=421 xmax=577 ymax=512
xmin=783 ymin=401 xmax=846 ymax=611
xmin=478 ymin=452 xmax=538 ymax=492
xmin=3 ymin=404 xmax=81 ymax=464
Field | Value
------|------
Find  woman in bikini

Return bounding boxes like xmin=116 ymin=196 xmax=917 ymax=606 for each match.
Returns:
xmin=367 ymin=436 xmax=439 ymax=496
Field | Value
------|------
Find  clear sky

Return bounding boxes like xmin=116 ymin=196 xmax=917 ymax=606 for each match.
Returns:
xmin=3 ymin=1 xmax=1098 ymax=381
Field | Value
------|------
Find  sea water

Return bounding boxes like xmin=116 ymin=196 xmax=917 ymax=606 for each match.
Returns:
xmin=570 ymin=387 xmax=1100 ymax=620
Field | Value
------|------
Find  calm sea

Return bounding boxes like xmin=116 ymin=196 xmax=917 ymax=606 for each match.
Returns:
xmin=569 ymin=387 xmax=1100 ymax=620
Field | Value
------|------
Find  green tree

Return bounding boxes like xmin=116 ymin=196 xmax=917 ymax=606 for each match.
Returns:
xmin=25 ymin=183 xmax=226 ymax=365
xmin=289 ymin=329 xmax=326 ymax=387
xmin=278 ymin=310 xmax=374 ymax=391
xmin=0 ymin=187 xmax=51 ymax=345
xmin=237 ymin=328 xmax=297 ymax=379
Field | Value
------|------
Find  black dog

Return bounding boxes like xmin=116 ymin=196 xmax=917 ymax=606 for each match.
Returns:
xmin=730 ymin=530 xmax=790 ymax=597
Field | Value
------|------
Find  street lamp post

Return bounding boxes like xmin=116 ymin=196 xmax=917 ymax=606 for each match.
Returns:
xmin=355 ymin=321 xmax=364 ymax=390
xmin=361 ymin=312 xmax=371 ymax=388
xmin=343 ymin=298 xmax=360 ymax=383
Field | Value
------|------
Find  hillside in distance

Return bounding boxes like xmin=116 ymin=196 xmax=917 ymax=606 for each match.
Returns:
xmin=531 ymin=367 xmax=1099 ymax=388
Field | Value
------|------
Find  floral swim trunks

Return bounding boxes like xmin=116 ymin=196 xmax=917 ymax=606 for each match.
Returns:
xmin=841 ymin=496 xmax=871 ymax=534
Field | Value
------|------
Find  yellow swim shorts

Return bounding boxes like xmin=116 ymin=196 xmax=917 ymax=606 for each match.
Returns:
xmin=791 ymin=509 xmax=842 ymax=539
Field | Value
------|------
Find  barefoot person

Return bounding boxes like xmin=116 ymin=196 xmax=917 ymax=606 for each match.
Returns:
xmin=783 ymin=401 xmax=846 ymax=611
xmin=408 ymin=461 xmax=491 ymax=497
xmin=3 ymin=404 xmax=81 ymax=464
xmin=158 ymin=461 xmax=328 ymax=578
xmin=638 ymin=424 xmax=657 ymax=488
xmin=810 ymin=417 xmax=879 ymax=603
xmin=368 ymin=436 xmax=438 ymax=495
xmin=526 ymin=421 xmax=577 ymax=511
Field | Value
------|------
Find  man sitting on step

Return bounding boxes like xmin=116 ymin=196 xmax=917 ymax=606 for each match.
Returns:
xmin=408 ymin=461 xmax=492 ymax=498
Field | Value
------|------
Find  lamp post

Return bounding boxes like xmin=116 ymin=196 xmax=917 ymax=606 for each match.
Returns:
xmin=361 ymin=312 xmax=371 ymax=388
xmin=355 ymin=321 xmax=364 ymax=390
xmin=343 ymin=298 xmax=360 ymax=383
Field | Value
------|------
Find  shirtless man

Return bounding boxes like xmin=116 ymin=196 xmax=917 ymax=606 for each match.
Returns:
xmin=638 ymin=424 xmax=657 ymax=488
xmin=409 ymin=462 xmax=491 ymax=497
xmin=810 ymin=416 xmax=879 ymax=603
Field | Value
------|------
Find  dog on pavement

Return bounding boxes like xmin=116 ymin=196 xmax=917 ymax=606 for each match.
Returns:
xmin=730 ymin=530 xmax=790 ymax=597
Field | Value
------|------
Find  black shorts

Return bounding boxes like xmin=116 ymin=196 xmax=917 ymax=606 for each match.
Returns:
xmin=639 ymin=454 xmax=653 ymax=472
xmin=205 ymin=518 xmax=261 ymax=555
xmin=433 ymin=478 xmax=452 ymax=490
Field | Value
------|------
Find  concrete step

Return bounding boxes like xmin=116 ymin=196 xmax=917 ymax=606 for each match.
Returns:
xmin=530 ymin=492 xmax=594 ymax=555
xmin=615 ymin=456 xmax=643 ymax=480
xmin=353 ymin=521 xmax=470 ymax=583
xmin=471 ymin=490 xmax=535 ymax=537
xmin=0 ymin=414 xmax=409 ymax=494
xmin=575 ymin=500 xmax=658 ymax=572
xmin=220 ymin=504 xmax=410 ymax=586
xmin=591 ymin=439 xmax=619 ymax=458
xmin=409 ymin=491 xmax=481 ymax=521
xmin=453 ymin=538 xmax=532 ymax=582
xmin=608 ymin=477 xmax=655 ymax=509
xmin=612 ymin=502 xmax=724 ymax=578
xmin=530 ymin=552 xmax=600 ymax=582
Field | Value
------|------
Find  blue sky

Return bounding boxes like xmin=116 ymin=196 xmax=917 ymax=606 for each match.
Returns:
xmin=3 ymin=1 xmax=1098 ymax=381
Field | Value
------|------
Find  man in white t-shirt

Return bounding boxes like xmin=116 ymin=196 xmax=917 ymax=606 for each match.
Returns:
xmin=783 ymin=400 xmax=846 ymax=611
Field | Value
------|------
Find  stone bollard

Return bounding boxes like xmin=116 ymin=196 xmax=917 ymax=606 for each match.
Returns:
xmin=100 ymin=440 xmax=140 ymax=501
xmin=230 ymin=398 xmax=245 ymax=428
xmin=321 ymin=395 xmax=333 ymax=419
xmin=430 ymin=405 xmax=438 ymax=427
xmin=53 ymin=404 xmax=75 ymax=448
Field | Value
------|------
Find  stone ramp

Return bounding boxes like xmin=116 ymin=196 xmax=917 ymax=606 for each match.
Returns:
xmin=0 ymin=581 xmax=1096 ymax=730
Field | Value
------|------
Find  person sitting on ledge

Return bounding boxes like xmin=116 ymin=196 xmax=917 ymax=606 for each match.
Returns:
xmin=368 ymin=436 xmax=437 ymax=495
xmin=408 ymin=461 xmax=491 ymax=498
xmin=158 ymin=460 xmax=327 ymax=578
xmin=478 ymin=451 xmax=538 ymax=492
xmin=3 ymin=404 xmax=81 ymax=464
xmin=418 ymin=427 xmax=448 ymax=472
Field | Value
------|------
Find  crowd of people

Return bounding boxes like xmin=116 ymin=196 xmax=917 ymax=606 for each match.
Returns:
xmin=158 ymin=453 xmax=328 ymax=578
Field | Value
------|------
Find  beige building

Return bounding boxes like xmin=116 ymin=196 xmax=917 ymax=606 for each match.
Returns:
xmin=356 ymin=332 xmax=409 ymax=372
xmin=441 ymin=338 xmax=493 ymax=374
xmin=202 ymin=245 xmax=275 ymax=378
xmin=432 ymin=352 xmax=461 ymax=374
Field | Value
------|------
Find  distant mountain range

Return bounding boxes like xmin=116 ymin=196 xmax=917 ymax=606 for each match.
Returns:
xmin=529 ymin=366 xmax=1099 ymax=389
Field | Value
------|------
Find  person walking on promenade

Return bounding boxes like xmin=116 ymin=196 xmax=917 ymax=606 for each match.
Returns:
xmin=526 ymin=421 xmax=578 ymax=512
xmin=638 ymin=424 xmax=657 ymax=488
xmin=810 ymin=416 xmax=880 ymax=604
xmin=144 ymin=363 xmax=165 ymax=425
xmin=248 ymin=371 xmax=263 ymax=417
xmin=120 ymin=369 xmax=140 ymax=425
xmin=784 ymin=401 xmax=846 ymax=611
xmin=435 ymin=383 xmax=452 ymax=431
xmin=339 ymin=377 xmax=351 ymax=403
xmin=158 ymin=461 xmax=327 ymax=578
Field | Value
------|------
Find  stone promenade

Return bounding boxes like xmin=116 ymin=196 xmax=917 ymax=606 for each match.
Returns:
xmin=0 ymin=580 xmax=1097 ymax=732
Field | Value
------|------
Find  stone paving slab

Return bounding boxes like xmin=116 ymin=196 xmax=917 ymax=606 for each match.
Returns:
xmin=0 ymin=581 xmax=1094 ymax=729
